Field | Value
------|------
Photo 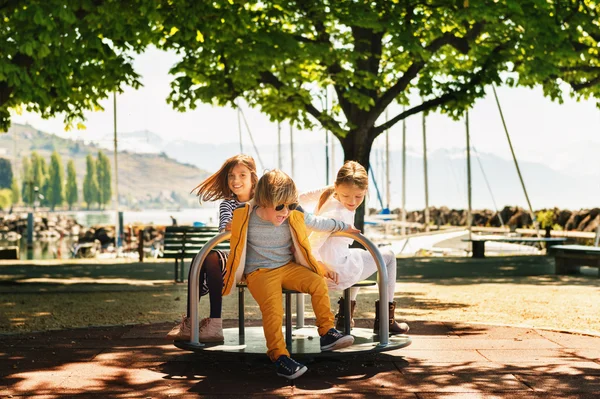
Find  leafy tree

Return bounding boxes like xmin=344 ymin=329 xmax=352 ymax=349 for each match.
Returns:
xmin=96 ymin=151 xmax=112 ymax=208
xmin=0 ymin=158 xmax=13 ymax=189
xmin=0 ymin=1 xmax=162 ymax=131
xmin=65 ymin=160 xmax=78 ymax=210
xmin=157 ymin=1 xmax=600 ymax=228
xmin=31 ymin=152 xmax=44 ymax=193
xmin=83 ymin=154 xmax=99 ymax=209
xmin=46 ymin=151 xmax=64 ymax=210
xmin=11 ymin=177 xmax=20 ymax=205
xmin=0 ymin=189 xmax=12 ymax=210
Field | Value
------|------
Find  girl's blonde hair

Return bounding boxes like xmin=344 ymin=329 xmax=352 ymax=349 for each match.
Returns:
xmin=191 ymin=154 xmax=258 ymax=202
xmin=317 ymin=160 xmax=368 ymax=211
xmin=254 ymin=169 xmax=298 ymax=208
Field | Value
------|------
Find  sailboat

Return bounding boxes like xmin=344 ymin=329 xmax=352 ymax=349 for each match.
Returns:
xmin=364 ymin=91 xmax=545 ymax=257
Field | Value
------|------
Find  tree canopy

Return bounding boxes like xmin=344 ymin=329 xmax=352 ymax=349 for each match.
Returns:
xmin=0 ymin=0 xmax=160 ymax=131
xmin=2 ymin=1 xmax=600 ymax=225
xmin=156 ymin=0 xmax=600 ymax=226
xmin=160 ymin=1 xmax=600 ymax=155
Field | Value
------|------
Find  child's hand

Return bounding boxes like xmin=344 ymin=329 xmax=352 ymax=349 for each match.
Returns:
xmin=224 ymin=222 xmax=232 ymax=231
xmin=345 ymin=225 xmax=361 ymax=234
xmin=325 ymin=269 xmax=339 ymax=285
xmin=319 ymin=261 xmax=339 ymax=284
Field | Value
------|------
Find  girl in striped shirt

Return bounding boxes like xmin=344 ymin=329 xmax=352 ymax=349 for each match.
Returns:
xmin=167 ymin=154 xmax=257 ymax=342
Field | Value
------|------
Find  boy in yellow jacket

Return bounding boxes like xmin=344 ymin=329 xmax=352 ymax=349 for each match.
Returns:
xmin=223 ymin=169 xmax=358 ymax=380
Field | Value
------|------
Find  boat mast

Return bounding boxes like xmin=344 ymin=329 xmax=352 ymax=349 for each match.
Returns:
xmin=401 ymin=106 xmax=407 ymax=236
xmin=237 ymin=108 xmax=243 ymax=153
xmin=492 ymin=85 xmax=541 ymax=239
xmin=289 ymin=124 xmax=295 ymax=179
xmin=422 ymin=104 xmax=430 ymax=232
xmin=466 ymin=110 xmax=473 ymax=241
xmin=325 ymin=88 xmax=330 ymax=185
xmin=277 ymin=122 xmax=282 ymax=169
xmin=113 ymin=92 xmax=121 ymax=252
xmin=385 ymin=110 xmax=391 ymax=211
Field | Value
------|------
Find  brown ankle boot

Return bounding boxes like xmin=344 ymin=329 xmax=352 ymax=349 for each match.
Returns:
xmin=334 ymin=297 xmax=356 ymax=331
xmin=373 ymin=300 xmax=410 ymax=335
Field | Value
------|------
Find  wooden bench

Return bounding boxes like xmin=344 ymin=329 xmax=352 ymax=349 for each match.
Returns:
xmin=548 ymin=244 xmax=600 ymax=276
xmin=462 ymin=236 xmax=567 ymax=258
xmin=161 ymin=226 xmax=230 ymax=282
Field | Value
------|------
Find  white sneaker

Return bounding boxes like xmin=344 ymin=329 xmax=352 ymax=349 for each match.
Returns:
xmin=166 ymin=316 xmax=191 ymax=341
xmin=199 ymin=318 xmax=224 ymax=342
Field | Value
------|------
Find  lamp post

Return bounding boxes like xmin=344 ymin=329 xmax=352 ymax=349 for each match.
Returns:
xmin=25 ymin=182 xmax=43 ymax=248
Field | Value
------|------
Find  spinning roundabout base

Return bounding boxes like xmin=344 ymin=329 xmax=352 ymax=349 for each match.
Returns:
xmin=174 ymin=326 xmax=412 ymax=359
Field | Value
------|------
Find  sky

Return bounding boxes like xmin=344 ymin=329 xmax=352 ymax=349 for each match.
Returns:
xmin=10 ymin=46 xmax=600 ymax=207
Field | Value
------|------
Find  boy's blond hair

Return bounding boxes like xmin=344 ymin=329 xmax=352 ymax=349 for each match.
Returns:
xmin=254 ymin=169 xmax=298 ymax=208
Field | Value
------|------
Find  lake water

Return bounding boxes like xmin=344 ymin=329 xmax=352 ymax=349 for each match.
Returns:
xmin=3 ymin=207 xmax=222 ymax=260
xmin=61 ymin=206 xmax=221 ymax=228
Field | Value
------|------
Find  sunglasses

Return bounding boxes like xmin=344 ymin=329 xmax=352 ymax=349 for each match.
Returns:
xmin=275 ymin=203 xmax=299 ymax=212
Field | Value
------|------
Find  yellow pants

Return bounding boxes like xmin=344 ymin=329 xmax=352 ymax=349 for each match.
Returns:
xmin=246 ymin=262 xmax=335 ymax=362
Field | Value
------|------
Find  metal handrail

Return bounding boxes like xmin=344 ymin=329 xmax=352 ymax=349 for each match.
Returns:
xmin=187 ymin=231 xmax=390 ymax=347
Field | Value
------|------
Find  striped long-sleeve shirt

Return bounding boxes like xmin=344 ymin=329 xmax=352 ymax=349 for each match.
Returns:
xmin=218 ymin=198 xmax=242 ymax=232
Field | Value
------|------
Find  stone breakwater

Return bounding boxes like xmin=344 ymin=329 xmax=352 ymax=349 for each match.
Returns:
xmin=379 ymin=205 xmax=600 ymax=232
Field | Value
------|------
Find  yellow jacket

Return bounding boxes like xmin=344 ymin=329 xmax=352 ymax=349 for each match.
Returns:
xmin=222 ymin=202 xmax=326 ymax=296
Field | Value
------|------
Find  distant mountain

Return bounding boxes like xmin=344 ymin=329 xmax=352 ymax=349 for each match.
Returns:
xmin=99 ymin=130 xmax=165 ymax=154
xmin=5 ymin=123 xmax=597 ymax=211
xmin=1 ymin=124 xmax=208 ymax=208
xmin=160 ymin=138 xmax=600 ymax=211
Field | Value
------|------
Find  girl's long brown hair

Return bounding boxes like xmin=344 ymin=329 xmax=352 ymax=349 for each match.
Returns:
xmin=191 ymin=154 xmax=258 ymax=202
xmin=317 ymin=160 xmax=368 ymax=212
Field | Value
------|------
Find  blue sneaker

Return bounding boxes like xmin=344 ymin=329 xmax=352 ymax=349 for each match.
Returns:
xmin=275 ymin=355 xmax=307 ymax=380
xmin=320 ymin=328 xmax=354 ymax=351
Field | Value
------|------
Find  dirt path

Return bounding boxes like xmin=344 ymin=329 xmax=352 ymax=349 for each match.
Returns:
xmin=2 ymin=275 xmax=598 ymax=336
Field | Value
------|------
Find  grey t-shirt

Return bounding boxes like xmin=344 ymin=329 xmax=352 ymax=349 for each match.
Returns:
xmin=243 ymin=207 xmax=348 ymax=275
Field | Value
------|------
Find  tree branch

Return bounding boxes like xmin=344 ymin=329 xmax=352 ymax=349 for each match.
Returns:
xmin=363 ymin=60 xmax=425 ymax=129
xmin=570 ymin=75 xmax=600 ymax=91
xmin=259 ymin=71 xmax=344 ymax=134
xmin=371 ymin=41 xmax=510 ymax=138
xmin=426 ymin=22 xmax=485 ymax=54
xmin=365 ymin=22 xmax=486 ymax=131
xmin=0 ymin=82 xmax=13 ymax=108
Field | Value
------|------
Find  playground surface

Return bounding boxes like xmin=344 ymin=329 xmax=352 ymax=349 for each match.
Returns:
xmin=1 ymin=319 xmax=599 ymax=398
xmin=1 ymin=255 xmax=599 ymax=397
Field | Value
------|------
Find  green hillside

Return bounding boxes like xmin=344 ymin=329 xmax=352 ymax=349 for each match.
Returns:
xmin=0 ymin=124 xmax=209 ymax=208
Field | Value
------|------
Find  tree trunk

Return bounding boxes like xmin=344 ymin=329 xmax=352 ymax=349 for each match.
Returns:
xmin=340 ymin=129 xmax=375 ymax=233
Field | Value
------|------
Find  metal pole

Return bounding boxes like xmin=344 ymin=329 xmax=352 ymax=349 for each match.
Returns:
xmin=290 ymin=124 xmax=295 ymax=178
xmin=422 ymin=106 xmax=430 ymax=232
xmin=385 ymin=111 xmax=390 ymax=210
xmin=492 ymin=85 xmax=541 ymax=239
xmin=236 ymin=103 xmax=265 ymax=170
xmin=330 ymin=132 xmax=335 ymax=182
xmin=113 ymin=92 xmax=121 ymax=251
xmin=594 ymin=221 xmax=600 ymax=247
xmin=466 ymin=110 xmax=473 ymax=241
xmin=290 ymin=122 xmax=304 ymax=326
xmin=277 ymin=122 xmax=282 ymax=169
xmin=237 ymin=108 xmax=243 ymax=153
xmin=401 ymin=107 xmax=407 ymax=236
xmin=325 ymin=132 xmax=330 ymax=185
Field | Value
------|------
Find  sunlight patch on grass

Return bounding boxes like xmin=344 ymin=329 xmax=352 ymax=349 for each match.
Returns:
xmin=15 ymin=278 xmax=172 ymax=286
xmin=33 ymin=312 xmax=52 ymax=317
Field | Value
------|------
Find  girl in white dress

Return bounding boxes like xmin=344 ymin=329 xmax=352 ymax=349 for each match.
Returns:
xmin=299 ymin=161 xmax=409 ymax=335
